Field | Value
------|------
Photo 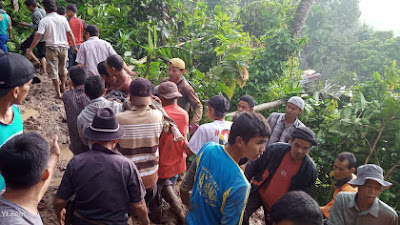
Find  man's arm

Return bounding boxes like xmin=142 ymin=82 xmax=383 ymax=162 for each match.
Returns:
xmin=26 ymin=33 xmax=43 ymax=59
xmin=7 ymin=15 xmax=12 ymax=39
xmin=40 ymin=136 xmax=60 ymax=199
xmin=67 ymin=31 xmax=78 ymax=53
xmin=185 ymin=85 xmax=203 ymax=133
xmin=131 ymin=200 xmax=150 ymax=225
xmin=180 ymin=161 xmax=197 ymax=207
xmin=54 ymin=197 xmax=67 ymax=224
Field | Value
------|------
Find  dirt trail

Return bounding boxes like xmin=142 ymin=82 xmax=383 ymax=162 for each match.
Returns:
xmin=21 ymin=71 xmax=264 ymax=225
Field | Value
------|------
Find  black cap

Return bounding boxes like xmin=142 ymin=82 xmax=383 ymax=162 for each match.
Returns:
xmin=291 ymin=127 xmax=318 ymax=146
xmin=204 ymin=95 xmax=230 ymax=113
xmin=0 ymin=53 xmax=35 ymax=97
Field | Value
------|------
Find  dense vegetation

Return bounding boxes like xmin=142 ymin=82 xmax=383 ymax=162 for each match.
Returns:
xmin=4 ymin=0 xmax=400 ymax=212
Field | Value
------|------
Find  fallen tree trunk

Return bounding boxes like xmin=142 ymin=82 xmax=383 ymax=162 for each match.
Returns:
xmin=226 ymin=99 xmax=286 ymax=117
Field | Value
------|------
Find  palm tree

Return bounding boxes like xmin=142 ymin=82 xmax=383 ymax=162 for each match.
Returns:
xmin=291 ymin=0 xmax=314 ymax=36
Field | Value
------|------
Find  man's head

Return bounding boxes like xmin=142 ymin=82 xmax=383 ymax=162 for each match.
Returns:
xmin=285 ymin=96 xmax=304 ymax=119
xmin=57 ymin=6 xmax=66 ymax=16
xmin=228 ymin=112 xmax=270 ymax=160
xmin=168 ymin=58 xmax=185 ymax=83
xmin=271 ymin=191 xmax=322 ymax=225
xmin=289 ymin=127 xmax=317 ymax=162
xmin=0 ymin=132 xmax=50 ymax=189
xmin=0 ymin=53 xmax=34 ymax=104
xmin=158 ymin=81 xmax=182 ymax=106
xmin=349 ymin=164 xmax=392 ymax=206
xmin=106 ymin=54 xmax=124 ymax=77
xmin=237 ymin=95 xmax=255 ymax=113
xmin=84 ymin=76 xmax=105 ymax=100
xmin=333 ymin=152 xmax=356 ymax=181
xmin=85 ymin=25 xmax=99 ymax=40
xmin=83 ymin=107 xmax=125 ymax=147
xmin=205 ymin=95 xmax=230 ymax=120
xmin=66 ymin=4 xmax=77 ymax=18
xmin=129 ymin=78 xmax=152 ymax=106
xmin=42 ymin=0 xmax=57 ymax=13
xmin=97 ymin=61 xmax=113 ymax=85
xmin=24 ymin=0 xmax=37 ymax=11
xmin=68 ymin=65 xmax=88 ymax=87
xmin=0 ymin=1 xmax=4 ymax=9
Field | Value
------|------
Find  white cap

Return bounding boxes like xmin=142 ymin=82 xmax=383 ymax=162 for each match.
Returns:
xmin=287 ymin=96 xmax=305 ymax=111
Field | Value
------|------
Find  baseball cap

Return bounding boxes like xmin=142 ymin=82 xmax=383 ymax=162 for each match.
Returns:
xmin=0 ymin=53 xmax=35 ymax=97
xmin=169 ymin=58 xmax=185 ymax=70
xmin=158 ymin=81 xmax=182 ymax=99
xmin=129 ymin=77 xmax=152 ymax=105
xmin=203 ymin=95 xmax=230 ymax=113
xmin=287 ymin=96 xmax=305 ymax=111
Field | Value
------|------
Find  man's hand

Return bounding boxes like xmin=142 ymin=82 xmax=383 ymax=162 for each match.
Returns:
xmin=25 ymin=48 xmax=33 ymax=59
xmin=20 ymin=21 xmax=28 ymax=27
xmin=59 ymin=208 xmax=66 ymax=225
xmin=73 ymin=47 xmax=78 ymax=54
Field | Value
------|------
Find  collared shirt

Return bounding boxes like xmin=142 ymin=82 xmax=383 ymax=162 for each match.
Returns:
xmin=75 ymin=36 xmax=117 ymax=76
xmin=162 ymin=77 xmax=203 ymax=127
xmin=266 ymin=112 xmax=305 ymax=146
xmin=56 ymin=144 xmax=146 ymax=224
xmin=321 ymin=174 xmax=358 ymax=218
xmin=37 ymin=12 xmax=71 ymax=48
xmin=327 ymin=192 xmax=398 ymax=225
xmin=62 ymin=85 xmax=90 ymax=155
xmin=117 ymin=105 xmax=163 ymax=189
xmin=77 ymin=97 xmax=123 ymax=146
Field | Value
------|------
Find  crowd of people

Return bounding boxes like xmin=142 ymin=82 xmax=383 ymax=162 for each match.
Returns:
xmin=0 ymin=0 xmax=398 ymax=224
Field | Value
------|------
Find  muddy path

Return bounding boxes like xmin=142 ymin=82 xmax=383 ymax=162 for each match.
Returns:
xmin=22 ymin=71 xmax=264 ymax=225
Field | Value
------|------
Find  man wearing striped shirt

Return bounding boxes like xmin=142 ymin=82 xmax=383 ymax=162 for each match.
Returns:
xmin=116 ymin=78 xmax=164 ymax=223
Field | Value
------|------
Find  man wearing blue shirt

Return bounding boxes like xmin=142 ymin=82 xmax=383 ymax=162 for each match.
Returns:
xmin=180 ymin=112 xmax=271 ymax=225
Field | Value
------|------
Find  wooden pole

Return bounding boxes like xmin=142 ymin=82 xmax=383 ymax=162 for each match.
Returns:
xmin=226 ymin=99 xmax=286 ymax=117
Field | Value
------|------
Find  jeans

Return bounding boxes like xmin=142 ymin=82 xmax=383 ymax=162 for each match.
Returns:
xmin=0 ymin=34 xmax=9 ymax=53
xmin=68 ymin=45 xmax=80 ymax=69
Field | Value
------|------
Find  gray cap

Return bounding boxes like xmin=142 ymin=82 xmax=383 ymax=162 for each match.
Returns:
xmin=348 ymin=164 xmax=392 ymax=190
xmin=287 ymin=96 xmax=305 ymax=111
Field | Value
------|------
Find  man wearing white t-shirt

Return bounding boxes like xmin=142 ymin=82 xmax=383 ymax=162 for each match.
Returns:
xmin=26 ymin=0 xmax=77 ymax=99
xmin=187 ymin=95 xmax=233 ymax=155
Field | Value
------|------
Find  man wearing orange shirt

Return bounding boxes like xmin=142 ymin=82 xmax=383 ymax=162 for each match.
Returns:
xmin=243 ymin=127 xmax=318 ymax=225
xmin=66 ymin=4 xmax=85 ymax=68
xmin=321 ymin=152 xmax=357 ymax=218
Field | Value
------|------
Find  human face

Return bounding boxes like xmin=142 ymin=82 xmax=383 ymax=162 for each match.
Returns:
xmin=237 ymin=100 xmax=252 ymax=113
xmin=243 ymin=136 xmax=268 ymax=161
xmin=27 ymin=5 xmax=35 ymax=12
xmin=66 ymin=9 xmax=74 ymax=18
xmin=207 ymin=104 xmax=214 ymax=120
xmin=333 ymin=159 xmax=354 ymax=181
xmin=357 ymin=179 xmax=382 ymax=206
xmin=289 ymin=138 xmax=312 ymax=162
xmin=105 ymin=62 xmax=118 ymax=78
xmin=13 ymin=79 xmax=32 ymax=104
xmin=168 ymin=65 xmax=183 ymax=83
xmin=285 ymin=103 xmax=302 ymax=119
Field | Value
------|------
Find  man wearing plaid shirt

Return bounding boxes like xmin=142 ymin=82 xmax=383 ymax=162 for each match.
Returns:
xmin=266 ymin=96 xmax=305 ymax=147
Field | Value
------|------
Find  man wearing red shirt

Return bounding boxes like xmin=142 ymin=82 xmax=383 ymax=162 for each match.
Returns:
xmin=66 ymin=4 xmax=85 ymax=68
xmin=157 ymin=81 xmax=188 ymax=224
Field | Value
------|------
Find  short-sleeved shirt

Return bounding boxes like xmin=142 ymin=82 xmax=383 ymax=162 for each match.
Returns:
xmin=37 ymin=12 xmax=71 ymax=48
xmin=266 ymin=112 xmax=305 ymax=146
xmin=188 ymin=120 xmax=233 ymax=154
xmin=0 ymin=105 xmax=23 ymax=190
xmin=68 ymin=17 xmax=85 ymax=46
xmin=0 ymin=11 xmax=9 ymax=35
xmin=158 ymin=104 xmax=189 ymax=179
xmin=0 ymin=196 xmax=43 ymax=224
xmin=56 ymin=144 xmax=146 ymax=224
xmin=75 ymin=36 xmax=117 ymax=76
xmin=258 ymin=150 xmax=302 ymax=211
xmin=186 ymin=142 xmax=250 ymax=225
xmin=327 ymin=192 xmax=398 ymax=225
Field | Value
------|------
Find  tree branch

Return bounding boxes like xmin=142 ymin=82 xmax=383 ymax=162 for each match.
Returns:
xmin=384 ymin=161 xmax=400 ymax=179
xmin=364 ymin=126 xmax=385 ymax=164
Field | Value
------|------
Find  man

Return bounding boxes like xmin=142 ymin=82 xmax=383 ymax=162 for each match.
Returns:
xmin=62 ymin=65 xmax=90 ymax=155
xmin=98 ymin=61 xmax=117 ymax=93
xmin=116 ymin=78 xmax=164 ymax=223
xmin=0 ymin=2 xmax=12 ymax=53
xmin=56 ymin=6 xmax=66 ymax=16
xmin=237 ymin=95 xmax=255 ymax=113
xmin=54 ymin=107 xmax=149 ymax=225
xmin=77 ymin=76 xmax=123 ymax=147
xmin=162 ymin=58 xmax=203 ymax=134
xmin=243 ymin=126 xmax=318 ymax=225
xmin=266 ymin=96 xmax=305 ymax=146
xmin=66 ymin=4 xmax=85 ymax=68
xmin=180 ymin=112 xmax=271 ymax=225
xmin=0 ymin=132 xmax=60 ymax=224
xmin=105 ymin=54 xmax=133 ymax=94
xmin=327 ymin=164 xmax=398 ymax=225
xmin=321 ymin=152 xmax=358 ymax=218
xmin=157 ymin=81 xmax=188 ymax=224
xmin=26 ymin=0 xmax=78 ymax=98
xmin=271 ymin=191 xmax=323 ymax=225
xmin=20 ymin=0 xmax=47 ymax=74
xmin=187 ymin=95 xmax=232 ymax=155
xmin=76 ymin=25 xmax=135 ymax=76
xmin=0 ymin=53 xmax=35 ymax=191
